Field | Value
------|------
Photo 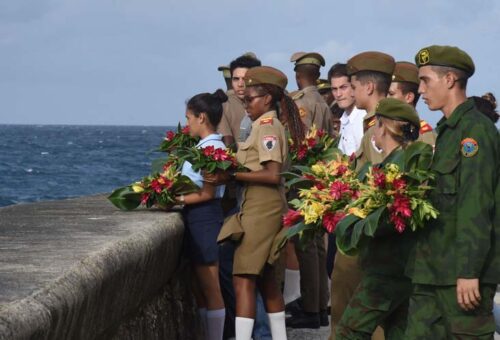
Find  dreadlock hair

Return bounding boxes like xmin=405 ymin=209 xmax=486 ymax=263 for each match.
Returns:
xmin=253 ymin=84 xmax=305 ymax=147
xmin=471 ymin=95 xmax=499 ymax=123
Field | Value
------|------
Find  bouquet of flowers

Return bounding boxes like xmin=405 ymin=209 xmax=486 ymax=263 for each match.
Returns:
xmin=108 ymin=159 xmax=199 ymax=211
xmin=289 ymin=125 xmax=340 ymax=167
xmin=177 ymin=145 xmax=243 ymax=174
xmin=279 ymin=154 xmax=360 ymax=249
xmin=335 ymin=142 xmax=439 ymax=256
xmin=158 ymin=123 xmax=199 ymax=153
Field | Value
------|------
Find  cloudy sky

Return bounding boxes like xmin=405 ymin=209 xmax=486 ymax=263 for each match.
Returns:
xmin=1 ymin=0 xmax=499 ymax=127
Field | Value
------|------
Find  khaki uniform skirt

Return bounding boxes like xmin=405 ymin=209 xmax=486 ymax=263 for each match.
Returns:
xmin=217 ymin=182 xmax=285 ymax=275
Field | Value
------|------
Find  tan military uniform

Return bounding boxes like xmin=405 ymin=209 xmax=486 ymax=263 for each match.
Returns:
xmin=417 ymin=119 xmax=436 ymax=146
xmin=217 ymin=111 xmax=288 ymax=275
xmin=293 ymin=85 xmax=335 ymax=136
xmin=217 ymin=90 xmax=246 ymax=142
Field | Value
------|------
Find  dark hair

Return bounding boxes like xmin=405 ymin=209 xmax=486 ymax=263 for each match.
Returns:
xmin=186 ymin=89 xmax=228 ymax=127
xmin=397 ymin=82 xmax=420 ymax=107
xmin=327 ymin=63 xmax=349 ymax=81
xmin=252 ymin=84 xmax=305 ymax=147
xmin=353 ymin=70 xmax=392 ymax=96
xmin=294 ymin=64 xmax=320 ymax=80
xmin=431 ymin=66 xmax=468 ymax=89
xmin=229 ymin=56 xmax=261 ymax=75
xmin=471 ymin=95 xmax=499 ymax=123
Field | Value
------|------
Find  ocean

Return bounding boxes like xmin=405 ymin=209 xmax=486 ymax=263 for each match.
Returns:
xmin=0 ymin=124 xmax=174 ymax=207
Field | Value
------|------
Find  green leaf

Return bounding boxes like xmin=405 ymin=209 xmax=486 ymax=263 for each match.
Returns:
xmin=285 ymin=177 xmax=313 ymax=189
xmin=321 ymin=146 xmax=342 ymax=162
xmin=363 ymin=206 xmax=386 ymax=237
xmin=107 ymin=186 xmax=142 ymax=211
xmin=334 ymin=214 xmax=360 ymax=255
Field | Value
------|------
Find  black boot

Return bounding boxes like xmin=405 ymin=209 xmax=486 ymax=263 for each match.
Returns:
xmin=285 ymin=311 xmax=320 ymax=329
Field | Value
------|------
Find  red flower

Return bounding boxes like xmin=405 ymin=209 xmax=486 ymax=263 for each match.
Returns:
xmin=315 ymin=182 xmax=326 ymax=190
xmin=322 ymin=211 xmax=346 ymax=233
xmin=373 ymin=168 xmax=386 ymax=188
xmin=283 ymin=209 xmax=302 ymax=227
xmin=390 ymin=213 xmax=406 ymax=233
xmin=141 ymin=193 xmax=150 ymax=205
xmin=329 ymin=181 xmax=351 ymax=200
xmin=297 ymin=145 xmax=308 ymax=160
xmin=349 ymin=152 xmax=356 ymax=162
xmin=181 ymin=126 xmax=190 ymax=134
xmin=303 ymin=174 xmax=316 ymax=181
xmin=336 ymin=164 xmax=348 ymax=176
xmin=316 ymin=129 xmax=325 ymax=138
xmin=389 ymin=193 xmax=412 ymax=233
xmin=165 ymin=130 xmax=175 ymax=141
xmin=213 ymin=148 xmax=229 ymax=161
xmin=150 ymin=179 xmax=163 ymax=193
xmin=202 ymin=145 xmax=215 ymax=157
xmin=306 ymin=138 xmax=316 ymax=148
xmin=392 ymin=178 xmax=407 ymax=191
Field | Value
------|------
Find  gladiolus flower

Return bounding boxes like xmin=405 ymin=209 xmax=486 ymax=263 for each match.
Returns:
xmin=297 ymin=145 xmax=308 ymax=160
xmin=165 ymin=130 xmax=175 ymax=141
xmin=373 ymin=169 xmax=386 ymax=188
xmin=283 ymin=209 xmax=302 ymax=227
xmin=329 ymin=181 xmax=351 ymax=200
xmin=392 ymin=194 xmax=412 ymax=218
xmin=202 ymin=145 xmax=215 ymax=156
xmin=213 ymin=148 xmax=229 ymax=161
xmin=392 ymin=178 xmax=407 ymax=191
xmin=322 ymin=211 xmax=346 ymax=233
xmin=306 ymin=138 xmax=317 ymax=148
xmin=181 ymin=126 xmax=190 ymax=134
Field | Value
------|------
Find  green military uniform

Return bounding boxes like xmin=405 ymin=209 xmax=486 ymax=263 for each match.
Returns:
xmin=336 ymin=99 xmax=432 ymax=340
xmin=405 ymin=46 xmax=500 ymax=339
xmin=218 ymin=67 xmax=289 ymax=275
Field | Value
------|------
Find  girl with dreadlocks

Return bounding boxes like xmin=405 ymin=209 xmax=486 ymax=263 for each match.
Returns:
xmin=213 ymin=66 xmax=304 ymax=340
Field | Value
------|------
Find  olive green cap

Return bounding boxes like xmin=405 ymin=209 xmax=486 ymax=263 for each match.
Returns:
xmin=316 ymin=79 xmax=331 ymax=91
xmin=244 ymin=66 xmax=288 ymax=90
xmin=290 ymin=52 xmax=325 ymax=67
xmin=392 ymin=61 xmax=419 ymax=85
xmin=415 ymin=45 xmax=475 ymax=77
xmin=217 ymin=65 xmax=231 ymax=79
xmin=347 ymin=51 xmax=395 ymax=76
xmin=242 ymin=52 xmax=258 ymax=60
xmin=375 ymin=98 xmax=420 ymax=127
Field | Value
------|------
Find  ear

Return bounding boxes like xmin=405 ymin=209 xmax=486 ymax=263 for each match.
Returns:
xmin=199 ymin=112 xmax=207 ymax=123
xmin=444 ymin=72 xmax=456 ymax=89
xmin=366 ymin=81 xmax=375 ymax=96
xmin=405 ymin=91 xmax=415 ymax=105
xmin=264 ymin=93 xmax=273 ymax=106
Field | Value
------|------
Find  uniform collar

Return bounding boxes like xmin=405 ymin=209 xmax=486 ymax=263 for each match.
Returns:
xmin=197 ymin=133 xmax=222 ymax=147
xmin=436 ymin=98 xmax=474 ymax=133
xmin=301 ymin=85 xmax=318 ymax=94
xmin=252 ymin=110 xmax=277 ymax=128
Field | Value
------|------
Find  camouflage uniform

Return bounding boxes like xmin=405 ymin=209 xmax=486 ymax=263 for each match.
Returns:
xmin=405 ymin=99 xmax=500 ymax=339
xmin=337 ymin=144 xmax=433 ymax=339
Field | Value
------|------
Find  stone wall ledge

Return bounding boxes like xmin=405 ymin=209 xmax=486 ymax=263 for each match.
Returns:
xmin=0 ymin=195 xmax=198 ymax=340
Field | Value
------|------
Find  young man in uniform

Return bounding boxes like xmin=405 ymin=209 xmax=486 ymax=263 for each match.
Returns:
xmin=405 ymin=45 xmax=499 ymax=339
xmin=286 ymin=53 xmax=332 ymax=329
xmin=317 ymin=79 xmax=343 ymax=136
xmin=388 ymin=61 xmax=436 ymax=147
xmin=328 ymin=51 xmax=395 ymax=340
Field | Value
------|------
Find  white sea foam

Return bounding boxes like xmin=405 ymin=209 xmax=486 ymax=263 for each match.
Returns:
xmin=41 ymin=152 xmax=49 ymax=155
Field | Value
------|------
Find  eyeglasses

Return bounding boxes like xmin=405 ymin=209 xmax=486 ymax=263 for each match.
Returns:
xmin=243 ymin=94 xmax=266 ymax=104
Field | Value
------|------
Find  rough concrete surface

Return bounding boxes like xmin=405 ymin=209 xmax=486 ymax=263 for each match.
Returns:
xmin=0 ymin=195 xmax=199 ymax=339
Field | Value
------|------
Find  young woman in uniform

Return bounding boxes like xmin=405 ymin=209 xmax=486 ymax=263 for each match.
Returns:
xmin=176 ymin=89 xmax=228 ymax=340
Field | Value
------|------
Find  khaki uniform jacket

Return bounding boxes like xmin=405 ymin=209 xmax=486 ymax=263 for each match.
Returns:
xmin=354 ymin=112 xmax=384 ymax=168
xmin=406 ymin=99 xmax=500 ymax=285
xmin=293 ymin=85 xmax=335 ymax=136
xmin=217 ymin=90 xmax=246 ymax=141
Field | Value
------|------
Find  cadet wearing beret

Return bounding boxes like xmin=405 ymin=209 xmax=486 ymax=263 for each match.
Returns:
xmin=217 ymin=66 xmax=305 ymax=340
xmin=405 ymin=45 xmax=499 ymax=339
xmin=287 ymin=53 xmax=332 ymax=329
xmin=336 ymin=98 xmax=433 ymax=339
xmin=388 ymin=61 xmax=437 ymax=147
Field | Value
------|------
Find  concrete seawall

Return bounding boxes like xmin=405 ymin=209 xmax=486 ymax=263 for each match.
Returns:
xmin=0 ymin=195 xmax=200 ymax=339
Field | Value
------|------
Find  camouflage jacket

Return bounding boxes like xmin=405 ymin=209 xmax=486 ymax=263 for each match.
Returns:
xmin=406 ymin=99 xmax=500 ymax=285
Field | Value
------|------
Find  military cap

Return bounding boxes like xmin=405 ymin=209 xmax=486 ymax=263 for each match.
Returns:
xmin=242 ymin=52 xmax=258 ymax=60
xmin=316 ymin=79 xmax=331 ymax=91
xmin=217 ymin=65 xmax=231 ymax=79
xmin=347 ymin=51 xmax=395 ymax=76
xmin=244 ymin=66 xmax=288 ymax=90
xmin=375 ymin=98 xmax=420 ymax=127
xmin=290 ymin=52 xmax=326 ymax=67
xmin=415 ymin=45 xmax=475 ymax=77
xmin=392 ymin=61 xmax=419 ymax=85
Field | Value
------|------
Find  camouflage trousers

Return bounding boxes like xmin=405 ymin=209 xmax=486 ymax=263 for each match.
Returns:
xmin=405 ymin=283 xmax=496 ymax=339
xmin=336 ymin=274 xmax=412 ymax=340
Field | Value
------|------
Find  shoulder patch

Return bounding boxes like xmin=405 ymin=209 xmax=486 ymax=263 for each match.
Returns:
xmin=260 ymin=117 xmax=273 ymax=125
xmin=262 ymin=135 xmax=278 ymax=151
xmin=461 ymin=138 xmax=478 ymax=157
xmin=292 ymin=91 xmax=304 ymax=101
xmin=299 ymin=107 xmax=307 ymax=118
xmin=367 ymin=116 xmax=376 ymax=128
xmin=419 ymin=120 xmax=433 ymax=134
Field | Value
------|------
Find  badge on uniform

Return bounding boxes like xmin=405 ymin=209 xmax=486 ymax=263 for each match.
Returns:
xmin=262 ymin=135 xmax=278 ymax=151
xmin=299 ymin=107 xmax=307 ymax=118
xmin=461 ymin=138 xmax=478 ymax=157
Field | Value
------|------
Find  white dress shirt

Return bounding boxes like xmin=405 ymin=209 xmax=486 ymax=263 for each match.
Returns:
xmin=338 ymin=106 xmax=366 ymax=156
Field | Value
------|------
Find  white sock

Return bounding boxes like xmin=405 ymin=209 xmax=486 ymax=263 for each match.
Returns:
xmin=268 ymin=311 xmax=287 ymax=339
xmin=235 ymin=316 xmax=254 ymax=340
xmin=198 ymin=308 xmax=207 ymax=335
xmin=206 ymin=308 xmax=225 ymax=340
xmin=283 ymin=269 xmax=301 ymax=304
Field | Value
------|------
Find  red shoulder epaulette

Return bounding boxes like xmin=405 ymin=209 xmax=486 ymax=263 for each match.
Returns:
xmin=419 ymin=120 xmax=433 ymax=134
xmin=367 ymin=116 xmax=376 ymax=128
xmin=260 ymin=117 xmax=273 ymax=125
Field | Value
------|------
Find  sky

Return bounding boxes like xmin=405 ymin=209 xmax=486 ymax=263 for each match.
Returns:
xmin=0 ymin=0 xmax=499 ymax=128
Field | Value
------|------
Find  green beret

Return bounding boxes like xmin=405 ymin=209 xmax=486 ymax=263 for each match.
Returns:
xmin=375 ymin=98 xmax=420 ymax=127
xmin=415 ymin=45 xmax=475 ymax=77
xmin=347 ymin=51 xmax=395 ymax=76
xmin=217 ymin=65 xmax=231 ymax=79
xmin=290 ymin=52 xmax=325 ymax=67
xmin=241 ymin=52 xmax=259 ymax=60
xmin=244 ymin=66 xmax=288 ymax=90
xmin=392 ymin=61 xmax=419 ymax=85
xmin=316 ymin=79 xmax=331 ymax=92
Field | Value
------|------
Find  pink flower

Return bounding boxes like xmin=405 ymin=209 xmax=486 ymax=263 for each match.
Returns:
xmin=283 ymin=209 xmax=302 ymax=227
xmin=322 ymin=211 xmax=346 ymax=233
xmin=329 ymin=181 xmax=351 ymax=200
xmin=213 ymin=148 xmax=229 ymax=161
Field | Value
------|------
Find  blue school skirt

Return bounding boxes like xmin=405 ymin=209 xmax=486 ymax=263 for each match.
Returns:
xmin=182 ymin=199 xmax=223 ymax=264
